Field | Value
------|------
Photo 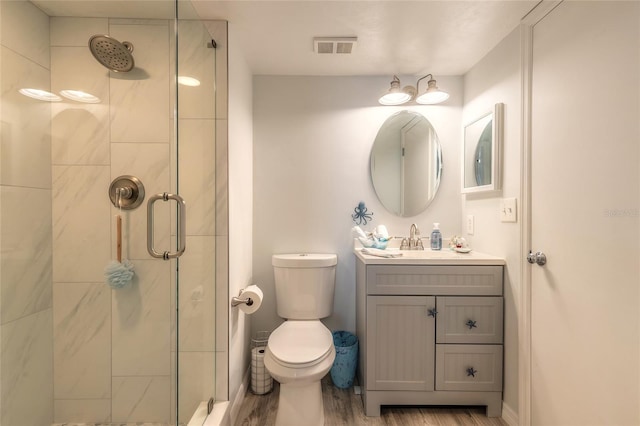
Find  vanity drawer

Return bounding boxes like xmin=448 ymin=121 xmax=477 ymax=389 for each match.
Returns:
xmin=436 ymin=297 xmax=503 ymax=344
xmin=435 ymin=344 xmax=503 ymax=392
xmin=366 ymin=265 xmax=503 ymax=296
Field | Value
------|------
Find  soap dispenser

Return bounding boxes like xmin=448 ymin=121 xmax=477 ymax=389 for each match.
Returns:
xmin=430 ymin=223 xmax=442 ymax=251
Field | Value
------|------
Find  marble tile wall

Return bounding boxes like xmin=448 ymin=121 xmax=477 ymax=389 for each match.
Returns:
xmin=49 ymin=16 xmax=107 ymax=422
xmin=0 ymin=1 xmax=54 ymax=425
xmin=49 ymin=17 xmax=175 ymax=423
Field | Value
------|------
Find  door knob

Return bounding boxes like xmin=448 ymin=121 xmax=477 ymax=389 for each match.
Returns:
xmin=527 ymin=250 xmax=547 ymax=266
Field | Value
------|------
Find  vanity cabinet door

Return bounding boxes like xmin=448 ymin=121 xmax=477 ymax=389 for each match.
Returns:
xmin=436 ymin=297 xmax=503 ymax=344
xmin=366 ymin=295 xmax=436 ymax=391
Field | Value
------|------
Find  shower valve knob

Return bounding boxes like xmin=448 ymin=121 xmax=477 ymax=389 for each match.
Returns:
xmin=109 ymin=175 xmax=145 ymax=210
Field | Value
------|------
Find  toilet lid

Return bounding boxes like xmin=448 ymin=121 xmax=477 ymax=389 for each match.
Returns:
xmin=268 ymin=321 xmax=333 ymax=365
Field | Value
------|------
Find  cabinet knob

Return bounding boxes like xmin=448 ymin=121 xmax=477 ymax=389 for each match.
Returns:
xmin=465 ymin=319 xmax=477 ymax=329
xmin=466 ymin=367 xmax=478 ymax=378
xmin=428 ymin=308 xmax=438 ymax=318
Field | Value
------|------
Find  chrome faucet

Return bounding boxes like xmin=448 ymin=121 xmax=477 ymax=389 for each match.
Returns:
xmin=401 ymin=224 xmax=424 ymax=250
xmin=410 ymin=223 xmax=418 ymax=242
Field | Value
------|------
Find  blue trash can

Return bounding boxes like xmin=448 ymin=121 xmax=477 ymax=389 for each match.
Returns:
xmin=330 ymin=331 xmax=358 ymax=389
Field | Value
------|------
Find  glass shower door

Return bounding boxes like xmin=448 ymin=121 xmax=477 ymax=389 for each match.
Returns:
xmin=173 ymin=3 xmax=218 ymax=423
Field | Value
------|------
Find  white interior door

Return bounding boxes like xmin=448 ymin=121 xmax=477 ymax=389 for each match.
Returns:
xmin=530 ymin=2 xmax=639 ymax=425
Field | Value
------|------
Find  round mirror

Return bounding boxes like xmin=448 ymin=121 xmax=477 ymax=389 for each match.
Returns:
xmin=370 ymin=111 xmax=442 ymax=217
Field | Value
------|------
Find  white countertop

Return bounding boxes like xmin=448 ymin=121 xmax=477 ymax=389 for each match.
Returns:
xmin=353 ymin=247 xmax=506 ymax=266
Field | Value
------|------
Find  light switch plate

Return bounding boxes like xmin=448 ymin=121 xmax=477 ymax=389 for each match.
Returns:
xmin=500 ymin=198 xmax=517 ymax=222
xmin=466 ymin=215 xmax=474 ymax=234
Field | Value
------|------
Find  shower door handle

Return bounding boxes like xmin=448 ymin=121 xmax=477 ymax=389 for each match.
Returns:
xmin=147 ymin=192 xmax=186 ymax=260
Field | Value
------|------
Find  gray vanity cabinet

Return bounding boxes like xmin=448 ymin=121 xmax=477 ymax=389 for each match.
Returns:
xmin=355 ymin=256 xmax=504 ymax=417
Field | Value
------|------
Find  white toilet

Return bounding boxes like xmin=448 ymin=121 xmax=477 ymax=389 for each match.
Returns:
xmin=264 ymin=253 xmax=337 ymax=426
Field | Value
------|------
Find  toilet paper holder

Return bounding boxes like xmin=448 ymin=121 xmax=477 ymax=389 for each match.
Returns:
xmin=231 ymin=289 xmax=254 ymax=307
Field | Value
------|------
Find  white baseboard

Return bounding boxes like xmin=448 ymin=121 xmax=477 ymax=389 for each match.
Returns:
xmin=501 ymin=401 xmax=518 ymax=426
xmin=228 ymin=366 xmax=251 ymax=426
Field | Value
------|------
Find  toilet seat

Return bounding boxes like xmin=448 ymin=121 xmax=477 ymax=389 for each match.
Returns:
xmin=268 ymin=321 xmax=333 ymax=368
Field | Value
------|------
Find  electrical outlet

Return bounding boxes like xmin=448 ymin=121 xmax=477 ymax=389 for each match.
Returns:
xmin=466 ymin=215 xmax=474 ymax=235
xmin=500 ymin=198 xmax=517 ymax=222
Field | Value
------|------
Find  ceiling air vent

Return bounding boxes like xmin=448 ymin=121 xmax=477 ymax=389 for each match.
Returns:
xmin=313 ymin=37 xmax=357 ymax=54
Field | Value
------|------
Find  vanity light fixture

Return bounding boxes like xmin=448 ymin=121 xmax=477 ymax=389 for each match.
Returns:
xmin=415 ymin=75 xmax=450 ymax=104
xmin=378 ymin=74 xmax=449 ymax=106
xmin=378 ymin=76 xmax=413 ymax=105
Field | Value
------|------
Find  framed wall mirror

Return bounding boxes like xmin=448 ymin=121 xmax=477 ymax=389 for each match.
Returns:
xmin=370 ymin=110 xmax=442 ymax=217
xmin=462 ymin=103 xmax=503 ymax=193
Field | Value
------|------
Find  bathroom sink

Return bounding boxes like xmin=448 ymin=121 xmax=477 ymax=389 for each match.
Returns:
xmin=354 ymin=247 xmax=504 ymax=266
xmin=389 ymin=249 xmax=459 ymax=258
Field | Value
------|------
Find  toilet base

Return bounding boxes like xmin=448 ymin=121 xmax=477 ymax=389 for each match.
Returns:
xmin=275 ymin=379 xmax=324 ymax=426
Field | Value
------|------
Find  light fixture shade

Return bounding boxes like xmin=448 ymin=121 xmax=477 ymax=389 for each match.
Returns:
xmin=416 ymin=78 xmax=449 ymax=105
xmin=379 ymin=91 xmax=412 ymax=105
xmin=379 ymin=76 xmax=412 ymax=105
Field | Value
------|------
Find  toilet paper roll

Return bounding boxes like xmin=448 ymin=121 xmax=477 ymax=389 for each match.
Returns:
xmin=239 ymin=285 xmax=263 ymax=314
xmin=251 ymin=346 xmax=273 ymax=394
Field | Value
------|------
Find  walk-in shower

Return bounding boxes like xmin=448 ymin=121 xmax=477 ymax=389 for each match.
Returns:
xmin=0 ymin=0 xmax=227 ymax=425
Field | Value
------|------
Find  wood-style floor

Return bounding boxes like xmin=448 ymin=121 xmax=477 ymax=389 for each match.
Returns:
xmin=235 ymin=376 xmax=508 ymax=426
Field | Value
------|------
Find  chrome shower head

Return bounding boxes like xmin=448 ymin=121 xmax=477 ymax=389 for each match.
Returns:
xmin=88 ymin=35 xmax=135 ymax=72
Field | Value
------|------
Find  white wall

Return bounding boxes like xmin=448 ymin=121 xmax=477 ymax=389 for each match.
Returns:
xmin=462 ymin=28 xmax=521 ymax=417
xmin=252 ymin=75 xmax=463 ymax=335
xmin=226 ymin=21 xmax=254 ymax=420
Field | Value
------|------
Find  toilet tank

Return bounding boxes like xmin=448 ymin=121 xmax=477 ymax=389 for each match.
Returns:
xmin=272 ymin=253 xmax=337 ymax=320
